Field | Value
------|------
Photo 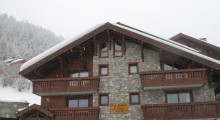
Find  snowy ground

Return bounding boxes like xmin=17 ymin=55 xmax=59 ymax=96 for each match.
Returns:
xmin=0 ymin=86 xmax=40 ymax=105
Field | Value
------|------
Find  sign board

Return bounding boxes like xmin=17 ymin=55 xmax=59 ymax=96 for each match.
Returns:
xmin=110 ymin=103 xmax=129 ymax=113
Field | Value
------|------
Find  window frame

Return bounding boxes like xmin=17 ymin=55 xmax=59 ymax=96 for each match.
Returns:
xmin=165 ymin=90 xmax=193 ymax=103
xmin=70 ymin=70 xmax=89 ymax=78
xmin=99 ymin=64 xmax=109 ymax=76
xmin=129 ymin=92 xmax=140 ymax=105
xmin=99 ymin=42 xmax=109 ymax=58
xmin=67 ymin=95 xmax=93 ymax=108
xmin=128 ymin=62 xmax=138 ymax=75
xmin=114 ymin=40 xmax=123 ymax=57
xmin=99 ymin=93 xmax=109 ymax=106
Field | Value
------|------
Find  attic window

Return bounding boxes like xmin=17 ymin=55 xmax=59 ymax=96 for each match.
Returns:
xmin=100 ymin=42 xmax=108 ymax=57
xmin=114 ymin=41 xmax=122 ymax=57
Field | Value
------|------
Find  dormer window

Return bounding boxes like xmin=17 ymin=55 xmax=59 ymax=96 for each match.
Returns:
xmin=114 ymin=41 xmax=122 ymax=57
xmin=100 ymin=42 xmax=108 ymax=57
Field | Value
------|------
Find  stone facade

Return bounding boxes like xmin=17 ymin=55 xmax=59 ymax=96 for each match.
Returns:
xmin=93 ymin=41 xmax=161 ymax=120
xmin=0 ymin=101 xmax=28 ymax=118
xmin=92 ymin=40 xmax=216 ymax=120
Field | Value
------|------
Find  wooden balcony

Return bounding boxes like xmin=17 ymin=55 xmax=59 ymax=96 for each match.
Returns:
xmin=141 ymin=101 xmax=220 ymax=120
xmin=139 ymin=68 xmax=206 ymax=89
xmin=52 ymin=107 xmax=100 ymax=120
xmin=33 ymin=77 xmax=100 ymax=96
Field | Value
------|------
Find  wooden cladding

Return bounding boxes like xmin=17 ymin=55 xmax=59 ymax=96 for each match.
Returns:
xmin=141 ymin=101 xmax=220 ymax=119
xmin=33 ymin=77 xmax=100 ymax=95
xmin=140 ymin=68 xmax=206 ymax=89
xmin=52 ymin=107 xmax=100 ymax=120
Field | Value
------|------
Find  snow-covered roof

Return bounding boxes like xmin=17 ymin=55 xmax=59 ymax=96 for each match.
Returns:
xmin=20 ymin=23 xmax=106 ymax=72
xmin=114 ymin=23 xmax=220 ymax=65
xmin=20 ymin=22 xmax=220 ymax=74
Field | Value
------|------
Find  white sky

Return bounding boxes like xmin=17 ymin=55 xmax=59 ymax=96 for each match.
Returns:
xmin=0 ymin=0 xmax=220 ymax=46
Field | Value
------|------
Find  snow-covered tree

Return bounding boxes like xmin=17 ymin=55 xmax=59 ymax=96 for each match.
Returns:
xmin=0 ymin=14 xmax=64 ymax=60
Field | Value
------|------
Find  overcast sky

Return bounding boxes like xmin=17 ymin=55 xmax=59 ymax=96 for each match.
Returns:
xmin=1 ymin=0 xmax=220 ymax=46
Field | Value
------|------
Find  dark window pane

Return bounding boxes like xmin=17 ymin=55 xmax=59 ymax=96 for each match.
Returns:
xmin=164 ymin=64 xmax=173 ymax=70
xmin=101 ymin=43 xmax=108 ymax=57
xmin=79 ymin=99 xmax=88 ymax=107
xmin=101 ymin=67 xmax=108 ymax=75
xmin=101 ymin=96 xmax=108 ymax=104
xmin=115 ymin=42 xmax=122 ymax=51
xmin=69 ymin=100 xmax=78 ymax=107
xmin=101 ymin=43 xmax=107 ymax=52
xmin=167 ymin=94 xmax=178 ymax=103
xmin=179 ymin=93 xmax=190 ymax=103
xmin=70 ymin=73 xmax=79 ymax=78
xmin=79 ymin=71 xmax=89 ymax=77
xmin=130 ymin=65 xmax=137 ymax=73
xmin=131 ymin=94 xmax=139 ymax=103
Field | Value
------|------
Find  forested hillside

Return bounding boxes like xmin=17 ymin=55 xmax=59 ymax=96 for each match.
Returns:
xmin=0 ymin=14 xmax=63 ymax=60
xmin=0 ymin=14 xmax=63 ymax=94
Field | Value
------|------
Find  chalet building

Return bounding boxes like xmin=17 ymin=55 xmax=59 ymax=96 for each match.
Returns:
xmin=16 ymin=22 xmax=220 ymax=120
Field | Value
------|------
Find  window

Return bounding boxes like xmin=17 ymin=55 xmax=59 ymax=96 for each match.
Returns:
xmin=99 ymin=64 xmax=109 ymax=76
xmin=68 ymin=95 xmax=92 ymax=108
xmin=100 ymin=42 xmax=108 ymax=57
xmin=114 ymin=41 xmax=122 ymax=57
xmin=99 ymin=94 xmax=109 ymax=106
xmin=163 ymin=63 xmax=178 ymax=70
xmin=166 ymin=91 xmax=192 ymax=103
xmin=129 ymin=93 xmax=140 ymax=105
xmin=128 ymin=63 xmax=138 ymax=74
xmin=164 ymin=64 xmax=173 ymax=70
xmin=70 ymin=71 xmax=89 ymax=78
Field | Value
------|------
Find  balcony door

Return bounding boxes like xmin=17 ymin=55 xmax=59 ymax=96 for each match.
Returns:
xmin=68 ymin=95 xmax=93 ymax=107
xmin=166 ymin=91 xmax=192 ymax=103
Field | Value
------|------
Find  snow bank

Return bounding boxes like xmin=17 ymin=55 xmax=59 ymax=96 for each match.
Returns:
xmin=0 ymin=87 xmax=40 ymax=105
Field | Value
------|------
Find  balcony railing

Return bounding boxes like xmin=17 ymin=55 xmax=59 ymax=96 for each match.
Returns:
xmin=52 ymin=107 xmax=100 ymax=120
xmin=142 ymin=101 xmax=220 ymax=119
xmin=32 ymin=77 xmax=100 ymax=95
xmin=139 ymin=68 xmax=206 ymax=89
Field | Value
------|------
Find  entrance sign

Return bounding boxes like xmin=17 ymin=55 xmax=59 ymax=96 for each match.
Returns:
xmin=110 ymin=103 xmax=129 ymax=113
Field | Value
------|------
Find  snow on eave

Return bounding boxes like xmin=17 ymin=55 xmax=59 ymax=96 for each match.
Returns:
xmin=11 ymin=59 xmax=25 ymax=63
xmin=114 ymin=23 xmax=220 ymax=65
xmin=4 ymin=59 xmax=14 ymax=63
xmin=20 ymin=22 xmax=107 ymax=72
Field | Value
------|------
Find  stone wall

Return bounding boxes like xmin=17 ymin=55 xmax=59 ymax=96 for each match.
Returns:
xmin=0 ymin=101 xmax=28 ymax=118
xmin=93 ymin=41 xmax=161 ymax=120
xmin=193 ymin=82 xmax=215 ymax=102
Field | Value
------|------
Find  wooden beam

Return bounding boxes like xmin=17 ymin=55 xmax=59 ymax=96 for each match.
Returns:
xmin=93 ymin=36 xmax=97 ymax=56
xmin=107 ymin=29 xmax=111 ymax=50
xmin=160 ymin=49 xmax=163 ymax=69
xmin=141 ymin=42 xmax=144 ymax=62
xmin=58 ymin=57 xmax=64 ymax=69
xmin=123 ymin=35 xmax=126 ymax=55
